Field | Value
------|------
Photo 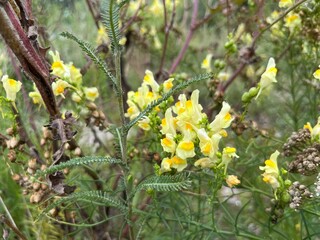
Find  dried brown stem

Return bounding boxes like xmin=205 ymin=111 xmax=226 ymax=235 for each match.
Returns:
xmin=0 ymin=2 xmax=59 ymax=118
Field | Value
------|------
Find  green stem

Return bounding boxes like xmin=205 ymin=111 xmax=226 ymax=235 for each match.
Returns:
xmin=114 ymin=50 xmax=134 ymax=239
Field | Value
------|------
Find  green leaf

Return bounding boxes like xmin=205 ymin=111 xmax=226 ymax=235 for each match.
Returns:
xmin=101 ymin=0 xmax=121 ymax=53
xmin=60 ymin=32 xmax=118 ymax=91
xmin=38 ymin=190 xmax=127 ymax=220
xmin=34 ymin=156 xmax=123 ymax=178
xmin=136 ymin=173 xmax=192 ymax=192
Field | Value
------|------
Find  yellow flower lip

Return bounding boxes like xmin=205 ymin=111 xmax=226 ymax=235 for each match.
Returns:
xmin=265 ymin=159 xmax=276 ymax=168
xmin=162 ymin=138 xmax=173 ymax=147
xmin=172 ymin=156 xmax=184 ymax=164
xmin=180 ymin=141 xmax=194 ymax=151
xmin=8 ymin=79 xmax=17 ymax=86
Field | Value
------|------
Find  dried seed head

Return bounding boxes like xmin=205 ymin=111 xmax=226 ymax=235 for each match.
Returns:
xmin=28 ymin=158 xmax=37 ymax=169
xmin=6 ymin=137 xmax=19 ymax=149
xmin=87 ymin=102 xmax=97 ymax=111
xmin=6 ymin=127 xmax=14 ymax=136
xmin=32 ymin=182 xmax=41 ymax=191
xmin=12 ymin=174 xmax=21 ymax=182
xmin=7 ymin=150 xmax=16 ymax=162
xmin=74 ymin=147 xmax=81 ymax=156
xmin=40 ymin=138 xmax=46 ymax=146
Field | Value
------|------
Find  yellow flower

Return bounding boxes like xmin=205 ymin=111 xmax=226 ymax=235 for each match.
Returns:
xmin=49 ymin=51 xmax=67 ymax=79
xmin=149 ymin=0 xmax=162 ymax=16
xmin=84 ymin=87 xmax=99 ymax=102
xmin=284 ymin=13 xmax=301 ymax=32
xmin=220 ymin=147 xmax=239 ymax=171
xmin=209 ymin=101 xmax=233 ymax=134
xmin=226 ymin=175 xmax=240 ymax=188
xmin=143 ymin=70 xmax=159 ymax=92
xmin=52 ymin=80 xmax=70 ymax=98
xmin=194 ymin=157 xmax=216 ymax=168
xmin=96 ymin=25 xmax=109 ymax=45
xmin=1 ymin=75 xmax=22 ymax=101
xmin=29 ymin=84 xmax=43 ymax=105
xmin=69 ymin=64 xmax=82 ymax=87
xmin=313 ymin=66 xmax=320 ymax=80
xmin=279 ymin=0 xmax=293 ymax=8
xmin=174 ymin=90 xmax=205 ymax=128
xmin=196 ymin=128 xmax=221 ymax=158
xmin=138 ymin=116 xmax=151 ymax=131
xmin=161 ymin=108 xmax=177 ymax=136
xmin=71 ymin=90 xmax=83 ymax=103
xmin=256 ymin=57 xmax=277 ymax=99
xmin=176 ymin=132 xmax=195 ymax=159
xmin=160 ymin=156 xmax=187 ymax=173
xmin=161 ymin=134 xmax=176 ymax=153
xmin=201 ymin=54 xmax=212 ymax=72
xmin=163 ymin=78 xmax=174 ymax=93
xmin=259 ymin=150 xmax=280 ymax=189
xmin=119 ymin=37 xmax=127 ymax=46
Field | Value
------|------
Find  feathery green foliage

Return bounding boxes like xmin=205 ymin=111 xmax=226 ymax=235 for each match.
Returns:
xmin=101 ymin=0 xmax=121 ymax=53
xmin=136 ymin=173 xmax=192 ymax=192
xmin=39 ymin=190 xmax=127 ymax=220
xmin=34 ymin=156 xmax=123 ymax=178
xmin=60 ymin=31 xmax=118 ymax=91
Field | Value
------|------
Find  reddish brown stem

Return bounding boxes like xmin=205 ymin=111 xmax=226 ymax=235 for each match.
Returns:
xmin=0 ymin=3 xmax=59 ymax=118
xmin=169 ymin=0 xmax=199 ymax=74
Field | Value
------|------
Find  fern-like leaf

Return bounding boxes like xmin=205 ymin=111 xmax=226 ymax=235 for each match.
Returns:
xmin=101 ymin=0 xmax=120 ymax=53
xmin=35 ymin=156 xmax=123 ymax=178
xmin=125 ymin=72 xmax=213 ymax=131
xmin=38 ymin=190 xmax=127 ymax=220
xmin=60 ymin=32 xmax=118 ymax=91
xmin=136 ymin=173 xmax=192 ymax=192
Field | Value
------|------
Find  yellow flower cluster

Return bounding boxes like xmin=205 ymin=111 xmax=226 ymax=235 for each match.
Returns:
xmin=125 ymin=70 xmax=174 ymax=130
xmin=32 ymin=50 xmax=99 ymax=104
xmin=160 ymin=91 xmax=238 ymax=173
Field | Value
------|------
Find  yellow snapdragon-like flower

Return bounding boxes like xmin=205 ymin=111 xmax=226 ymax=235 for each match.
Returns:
xmin=226 ymin=175 xmax=240 ymax=188
xmin=160 ymin=156 xmax=187 ymax=173
xmin=194 ymin=157 xmax=216 ymax=168
xmin=161 ymin=108 xmax=177 ymax=136
xmin=1 ymin=75 xmax=22 ymax=101
xmin=313 ymin=66 xmax=320 ymax=80
xmin=176 ymin=131 xmax=195 ymax=159
xmin=163 ymin=78 xmax=174 ymax=93
xmin=143 ymin=70 xmax=159 ymax=92
xmin=220 ymin=147 xmax=239 ymax=171
xmin=29 ymin=84 xmax=43 ymax=105
xmin=209 ymin=101 xmax=234 ymax=134
xmin=138 ymin=116 xmax=151 ymax=131
xmin=84 ymin=87 xmax=99 ymax=102
xmin=174 ymin=90 xmax=205 ymax=127
xmin=69 ymin=64 xmax=82 ymax=87
xmin=52 ymin=80 xmax=70 ymax=98
xmin=49 ymin=51 xmax=67 ymax=79
xmin=196 ymin=128 xmax=221 ymax=158
xmin=161 ymin=134 xmax=176 ymax=153
xmin=284 ymin=12 xmax=301 ymax=32
xmin=279 ymin=0 xmax=293 ymax=8
xmin=256 ymin=57 xmax=277 ymax=99
xmin=201 ymin=54 xmax=212 ymax=73
xmin=259 ymin=150 xmax=280 ymax=189
xmin=305 ymin=117 xmax=320 ymax=141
